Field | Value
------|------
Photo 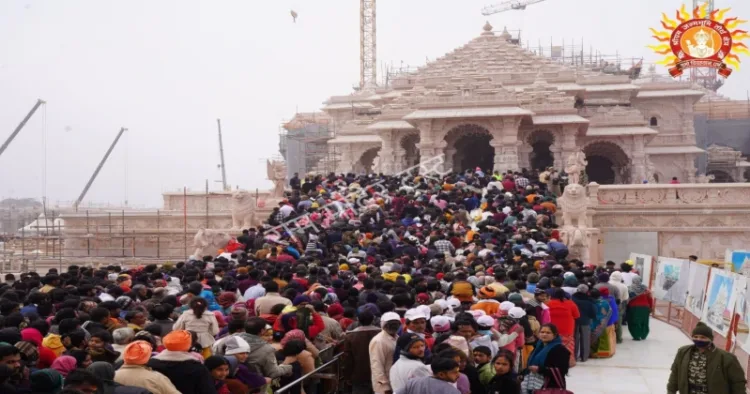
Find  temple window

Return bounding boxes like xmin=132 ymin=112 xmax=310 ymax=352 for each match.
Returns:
xmin=650 ymin=116 xmax=658 ymax=126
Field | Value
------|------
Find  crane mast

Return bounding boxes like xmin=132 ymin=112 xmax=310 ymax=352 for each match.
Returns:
xmin=217 ymin=118 xmax=228 ymax=191
xmin=360 ymin=0 xmax=377 ymax=90
xmin=0 ymin=99 xmax=46 ymax=158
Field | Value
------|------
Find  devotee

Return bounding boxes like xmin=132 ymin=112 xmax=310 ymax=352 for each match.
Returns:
xmin=626 ymin=275 xmax=653 ymax=341
xmin=667 ymin=322 xmax=746 ymax=394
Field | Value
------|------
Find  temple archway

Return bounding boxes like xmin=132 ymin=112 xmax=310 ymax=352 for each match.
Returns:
xmin=446 ymin=124 xmax=494 ymax=173
xmin=583 ymin=141 xmax=630 ymax=184
xmin=357 ymin=147 xmax=381 ymax=174
xmin=401 ymin=134 xmax=420 ymax=169
xmin=527 ymin=130 xmax=555 ymax=171
xmin=707 ymin=169 xmax=734 ymax=183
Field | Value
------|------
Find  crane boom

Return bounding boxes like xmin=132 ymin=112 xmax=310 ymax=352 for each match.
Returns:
xmin=482 ymin=0 xmax=547 ymax=15
xmin=74 ymin=127 xmax=127 ymax=210
xmin=0 ymin=99 xmax=46 ymax=158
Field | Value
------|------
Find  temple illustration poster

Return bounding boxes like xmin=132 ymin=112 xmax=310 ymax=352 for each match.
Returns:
xmin=702 ymin=268 xmax=739 ymax=336
xmin=653 ymin=257 xmax=690 ymax=306
xmin=686 ymin=262 xmax=709 ymax=317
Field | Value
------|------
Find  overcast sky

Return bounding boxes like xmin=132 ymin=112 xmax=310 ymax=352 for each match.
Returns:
xmin=1 ymin=0 xmax=749 ymax=208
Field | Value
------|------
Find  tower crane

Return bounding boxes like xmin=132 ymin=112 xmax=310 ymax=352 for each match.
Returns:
xmin=481 ymin=0 xmax=548 ymax=16
xmin=360 ymin=0 xmax=377 ymax=90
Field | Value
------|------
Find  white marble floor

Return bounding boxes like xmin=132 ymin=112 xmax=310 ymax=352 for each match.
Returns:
xmin=566 ymin=318 xmax=691 ymax=394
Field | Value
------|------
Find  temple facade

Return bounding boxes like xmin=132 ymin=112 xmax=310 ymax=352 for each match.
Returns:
xmin=319 ymin=23 xmax=709 ymax=184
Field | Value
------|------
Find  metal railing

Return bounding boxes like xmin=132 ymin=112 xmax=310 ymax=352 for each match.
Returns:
xmin=275 ymin=347 xmax=342 ymax=394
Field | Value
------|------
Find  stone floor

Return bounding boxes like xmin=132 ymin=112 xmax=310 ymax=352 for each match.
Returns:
xmin=567 ymin=318 xmax=691 ymax=394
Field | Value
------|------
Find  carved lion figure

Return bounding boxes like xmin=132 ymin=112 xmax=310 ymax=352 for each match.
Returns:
xmin=231 ymin=190 xmax=256 ymax=230
xmin=559 ymin=183 xmax=588 ymax=229
xmin=193 ymin=228 xmax=233 ymax=258
xmin=267 ymin=160 xmax=287 ymax=198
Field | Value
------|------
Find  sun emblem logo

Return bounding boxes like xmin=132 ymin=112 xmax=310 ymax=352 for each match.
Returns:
xmin=649 ymin=4 xmax=749 ymax=78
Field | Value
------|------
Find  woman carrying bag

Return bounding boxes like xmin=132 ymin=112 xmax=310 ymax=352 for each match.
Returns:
xmin=521 ymin=323 xmax=572 ymax=394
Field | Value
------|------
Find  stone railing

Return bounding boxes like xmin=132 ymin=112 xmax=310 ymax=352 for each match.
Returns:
xmin=592 ymin=183 xmax=750 ymax=208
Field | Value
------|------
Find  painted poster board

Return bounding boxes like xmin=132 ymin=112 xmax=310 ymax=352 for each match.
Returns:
xmin=686 ymin=262 xmax=710 ymax=317
xmin=701 ymin=268 xmax=740 ymax=337
xmin=735 ymin=276 xmax=750 ymax=353
xmin=653 ymin=257 xmax=690 ymax=306
xmin=628 ymin=253 xmax=654 ymax=289
xmin=725 ymin=250 xmax=750 ymax=274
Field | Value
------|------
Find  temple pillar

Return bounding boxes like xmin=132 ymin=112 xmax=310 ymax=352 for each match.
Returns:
xmin=560 ymin=125 xmax=578 ymax=168
xmin=550 ymin=145 xmax=562 ymax=170
xmin=444 ymin=147 xmax=456 ymax=173
xmin=631 ymin=135 xmax=647 ymax=183
xmin=338 ymin=145 xmax=355 ymax=174
xmin=377 ymin=130 xmax=396 ymax=175
xmin=518 ymin=143 xmax=532 ymax=170
xmin=490 ymin=117 xmax=522 ymax=173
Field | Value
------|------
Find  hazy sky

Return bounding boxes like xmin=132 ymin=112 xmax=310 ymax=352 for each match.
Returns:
xmin=1 ymin=0 xmax=749 ymax=208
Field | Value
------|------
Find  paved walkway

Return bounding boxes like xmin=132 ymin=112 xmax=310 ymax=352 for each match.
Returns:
xmin=567 ymin=318 xmax=691 ymax=394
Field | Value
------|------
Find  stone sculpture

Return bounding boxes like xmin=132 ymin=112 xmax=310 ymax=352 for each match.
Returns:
xmin=559 ymin=183 xmax=588 ymax=232
xmin=696 ymin=173 xmax=715 ymax=183
xmin=231 ymin=190 xmax=257 ymax=230
xmin=565 ymin=150 xmax=588 ymax=185
xmin=267 ymin=160 xmax=287 ymax=199
xmin=193 ymin=228 xmax=232 ymax=258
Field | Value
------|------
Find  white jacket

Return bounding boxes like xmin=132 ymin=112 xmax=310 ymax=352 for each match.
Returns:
xmin=388 ymin=357 xmax=431 ymax=393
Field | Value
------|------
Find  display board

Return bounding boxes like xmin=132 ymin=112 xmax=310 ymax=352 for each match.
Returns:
xmin=702 ymin=268 xmax=740 ymax=336
xmin=653 ymin=257 xmax=690 ymax=306
xmin=628 ymin=253 xmax=654 ymax=288
xmin=686 ymin=262 xmax=709 ymax=317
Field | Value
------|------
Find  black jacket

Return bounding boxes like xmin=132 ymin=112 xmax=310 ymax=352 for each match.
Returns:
xmin=487 ymin=373 xmax=520 ymax=394
xmin=571 ymin=293 xmax=598 ymax=326
xmin=540 ymin=345 xmax=570 ymax=389
xmin=148 ymin=353 xmax=217 ymax=394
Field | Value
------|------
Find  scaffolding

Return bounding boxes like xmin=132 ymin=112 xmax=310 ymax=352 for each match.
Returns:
xmin=523 ymin=37 xmax=645 ymax=79
xmin=279 ymin=112 xmax=341 ymax=176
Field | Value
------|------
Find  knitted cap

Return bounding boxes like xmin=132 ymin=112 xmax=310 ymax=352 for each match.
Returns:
xmin=692 ymin=322 xmax=714 ymax=340
xmin=479 ymin=286 xmax=496 ymax=299
xmin=224 ymin=336 xmax=251 ymax=356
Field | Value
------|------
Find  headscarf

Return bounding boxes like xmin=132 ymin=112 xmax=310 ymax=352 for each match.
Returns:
xmin=123 ymin=340 xmax=152 ymax=365
xmin=30 ymin=369 xmax=63 ymax=393
xmin=280 ymin=329 xmax=307 ymax=347
xmin=87 ymin=362 xmax=119 ymax=394
xmin=50 ymin=355 xmax=77 ymax=377
xmin=218 ymin=292 xmax=237 ymax=308
xmin=20 ymin=328 xmax=43 ymax=346
xmin=628 ymin=275 xmax=648 ymax=297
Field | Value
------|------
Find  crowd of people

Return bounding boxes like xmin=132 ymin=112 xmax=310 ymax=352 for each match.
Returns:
xmin=0 ymin=166 xmax=746 ymax=394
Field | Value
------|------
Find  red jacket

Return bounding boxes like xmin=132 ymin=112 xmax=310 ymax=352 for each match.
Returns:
xmin=547 ymin=299 xmax=580 ymax=337
xmin=628 ymin=292 xmax=654 ymax=309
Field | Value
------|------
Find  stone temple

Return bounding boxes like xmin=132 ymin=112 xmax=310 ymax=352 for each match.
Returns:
xmin=308 ymin=22 xmax=716 ymax=184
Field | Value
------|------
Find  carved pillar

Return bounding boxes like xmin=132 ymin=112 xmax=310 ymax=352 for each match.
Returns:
xmin=550 ymin=145 xmax=562 ymax=170
xmin=684 ymin=154 xmax=697 ymax=183
xmin=338 ymin=145 xmax=355 ymax=174
xmin=444 ymin=147 xmax=456 ymax=173
xmin=490 ymin=117 xmax=522 ymax=173
xmin=378 ymin=130 xmax=396 ymax=175
xmin=560 ymin=125 xmax=578 ymax=170
xmin=631 ymin=135 xmax=647 ymax=184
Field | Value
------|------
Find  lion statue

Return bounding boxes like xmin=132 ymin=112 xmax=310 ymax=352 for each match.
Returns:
xmin=559 ymin=183 xmax=588 ymax=230
xmin=193 ymin=228 xmax=233 ymax=257
xmin=231 ymin=190 xmax=256 ymax=230
xmin=267 ymin=160 xmax=287 ymax=198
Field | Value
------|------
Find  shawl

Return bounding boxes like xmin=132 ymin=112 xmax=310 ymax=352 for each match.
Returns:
xmin=50 ymin=355 xmax=77 ymax=377
xmin=527 ymin=336 xmax=563 ymax=368
xmin=590 ymin=298 xmax=612 ymax=340
xmin=628 ymin=276 xmax=648 ymax=297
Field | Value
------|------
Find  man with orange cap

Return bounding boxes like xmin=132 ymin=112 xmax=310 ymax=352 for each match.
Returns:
xmin=471 ymin=286 xmax=501 ymax=316
xmin=114 ymin=340 xmax=180 ymax=394
xmin=148 ymin=330 xmax=217 ymax=394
